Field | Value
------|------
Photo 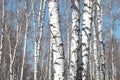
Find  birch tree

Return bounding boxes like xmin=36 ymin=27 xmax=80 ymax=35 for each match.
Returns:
xmin=92 ymin=0 xmax=100 ymax=80
xmin=97 ymin=0 xmax=105 ymax=80
xmin=7 ymin=27 xmax=13 ymax=80
xmin=38 ymin=0 xmax=47 ymax=79
xmin=69 ymin=0 xmax=80 ymax=80
xmin=4 ymin=3 xmax=18 ymax=80
xmin=48 ymin=0 xmax=64 ymax=80
xmin=82 ymin=0 xmax=92 ymax=80
xmin=49 ymin=35 xmax=54 ymax=80
xmin=0 ymin=0 xmax=5 ymax=79
xmin=90 ymin=1 xmax=96 ymax=80
xmin=109 ymin=0 xmax=116 ymax=80
xmin=20 ymin=2 xmax=29 ymax=80
xmin=32 ymin=0 xmax=38 ymax=79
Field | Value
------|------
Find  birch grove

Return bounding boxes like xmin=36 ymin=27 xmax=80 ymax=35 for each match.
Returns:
xmin=0 ymin=0 xmax=120 ymax=80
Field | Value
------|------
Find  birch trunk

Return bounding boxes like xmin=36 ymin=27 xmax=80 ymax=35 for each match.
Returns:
xmin=111 ymin=16 xmax=115 ymax=80
xmin=34 ymin=40 xmax=38 ymax=80
xmin=32 ymin=0 xmax=39 ymax=79
xmin=3 ymin=56 xmax=6 ymax=80
xmin=92 ymin=0 xmax=100 ymax=80
xmin=97 ymin=0 xmax=105 ymax=80
xmin=8 ymin=6 xmax=20 ymax=80
xmin=93 ymin=9 xmax=99 ymax=80
xmin=13 ymin=9 xmax=20 ymax=80
xmin=7 ymin=29 xmax=13 ymax=80
xmin=82 ymin=0 xmax=92 ymax=80
xmin=20 ymin=17 xmax=28 ymax=80
xmin=47 ymin=30 xmax=54 ymax=80
xmin=109 ymin=0 xmax=115 ymax=80
xmin=0 ymin=0 xmax=5 ymax=79
xmin=49 ymin=36 xmax=54 ymax=80
xmin=69 ymin=0 xmax=80 ymax=80
xmin=90 ymin=1 xmax=95 ymax=79
xmin=38 ymin=0 xmax=46 ymax=80
xmin=20 ymin=2 xmax=28 ymax=80
xmin=48 ymin=31 xmax=52 ymax=80
xmin=48 ymin=0 xmax=64 ymax=80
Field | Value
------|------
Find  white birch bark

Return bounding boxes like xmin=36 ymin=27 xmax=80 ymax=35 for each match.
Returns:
xmin=34 ymin=40 xmax=38 ymax=80
xmin=97 ymin=0 xmax=105 ymax=80
xmin=90 ymin=1 xmax=95 ymax=79
xmin=20 ymin=2 xmax=28 ymax=80
xmin=48 ymin=31 xmax=52 ymax=80
xmin=82 ymin=0 xmax=92 ymax=80
xmin=34 ymin=0 xmax=44 ymax=79
xmin=32 ymin=0 xmax=38 ymax=79
xmin=48 ymin=0 xmax=64 ymax=80
xmin=69 ymin=0 xmax=80 ymax=80
xmin=93 ymin=10 xmax=99 ymax=80
xmin=92 ymin=0 xmax=100 ymax=80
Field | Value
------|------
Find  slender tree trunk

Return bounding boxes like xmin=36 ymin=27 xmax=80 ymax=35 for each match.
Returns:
xmin=92 ymin=0 xmax=100 ymax=80
xmin=0 ymin=0 xmax=5 ymax=79
xmin=13 ymin=9 xmax=20 ymax=80
xmin=34 ymin=40 xmax=38 ymax=80
xmin=20 ymin=17 xmax=28 ymax=80
xmin=38 ymin=0 xmax=46 ymax=80
xmin=66 ymin=21 xmax=70 ymax=80
xmin=3 ymin=56 xmax=6 ymax=80
xmin=90 ymin=1 xmax=95 ymax=80
xmin=32 ymin=0 xmax=39 ymax=79
xmin=34 ymin=29 xmax=38 ymax=80
xmin=8 ymin=7 xmax=20 ymax=80
xmin=109 ymin=0 xmax=116 ymax=80
xmin=20 ymin=2 xmax=28 ymax=80
xmin=49 ymin=35 xmax=54 ymax=80
xmin=97 ymin=0 xmax=105 ymax=80
xmin=7 ymin=30 xmax=13 ymax=80
xmin=48 ymin=33 xmax=52 ymax=80
xmin=111 ymin=15 xmax=115 ymax=80
xmin=69 ymin=0 xmax=80 ymax=80
xmin=48 ymin=0 xmax=64 ymax=80
xmin=82 ymin=0 xmax=92 ymax=80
